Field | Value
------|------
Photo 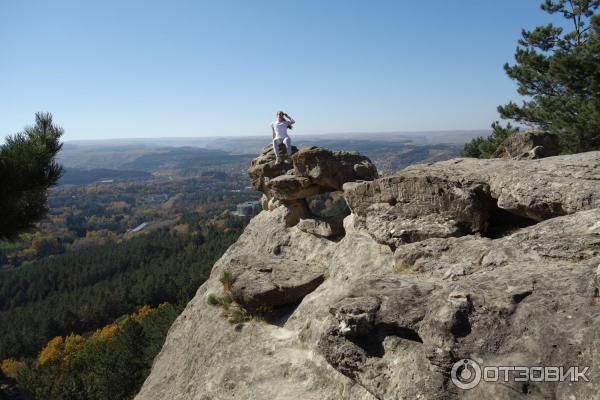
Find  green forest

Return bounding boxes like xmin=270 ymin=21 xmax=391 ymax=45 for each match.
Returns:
xmin=0 ymin=112 xmax=257 ymax=400
xmin=0 ymin=224 xmax=243 ymax=359
xmin=0 ymin=217 xmax=247 ymax=399
xmin=9 ymin=303 xmax=182 ymax=400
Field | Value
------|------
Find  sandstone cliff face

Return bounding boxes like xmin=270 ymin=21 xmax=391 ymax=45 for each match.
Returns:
xmin=136 ymin=148 xmax=600 ymax=400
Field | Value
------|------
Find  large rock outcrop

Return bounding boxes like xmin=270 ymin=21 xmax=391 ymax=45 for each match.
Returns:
xmin=248 ymin=145 xmax=378 ymax=232
xmin=248 ymin=145 xmax=378 ymax=202
xmin=344 ymin=151 xmax=600 ymax=248
xmin=491 ymin=130 xmax=560 ymax=160
xmin=136 ymin=151 xmax=600 ymax=400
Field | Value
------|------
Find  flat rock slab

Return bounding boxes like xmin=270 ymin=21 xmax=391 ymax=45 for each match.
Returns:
xmin=227 ymin=254 xmax=326 ymax=312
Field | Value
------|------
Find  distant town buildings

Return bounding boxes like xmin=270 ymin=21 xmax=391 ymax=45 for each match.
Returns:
xmin=234 ymin=200 xmax=262 ymax=217
xmin=131 ymin=222 xmax=148 ymax=233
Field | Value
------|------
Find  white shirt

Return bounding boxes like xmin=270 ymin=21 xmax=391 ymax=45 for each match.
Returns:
xmin=272 ymin=120 xmax=290 ymax=139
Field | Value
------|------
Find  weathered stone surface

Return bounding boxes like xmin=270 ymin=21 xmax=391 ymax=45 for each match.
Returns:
xmin=136 ymin=208 xmax=375 ymax=400
xmin=344 ymin=174 xmax=494 ymax=248
xmin=260 ymin=194 xmax=269 ymax=211
xmin=414 ymin=152 xmax=600 ymax=220
xmin=267 ymin=175 xmax=320 ymax=200
xmin=317 ymin=209 xmax=600 ymax=400
xmin=296 ymin=217 xmax=345 ymax=238
xmin=393 ymin=235 xmax=493 ymax=277
xmin=249 ymin=145 xmax=378 ymax=202
xmin=137 ymin=152 xmax=600 ymax=400
xmin=292 ymin=147 xmax=378 ymax=192
xmin=318 ymin=278 xmax=448 ymax=398
xmin=227 ymin=254 xmax=325 ymax=313
xmin=345 ymin=151 xmax=600 ymax=247
xmin=329 ymin=296 xmax=380 ymax=337
xmin=279 ymin=199 xmax=310 ymax=227
xmin=492 ymin=130 xmax=560 ymax=160
xmin=248 ymin=143 xmax=299 ymax=196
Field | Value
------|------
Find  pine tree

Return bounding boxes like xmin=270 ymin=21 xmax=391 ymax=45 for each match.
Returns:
xmin=0 ymin=112 xmax=64 ymax=240
xmin=462 ymin=122 xmax=521 ymax=158
xmin=464 ymin=1 xmax=600 ymax=156
xmin=499 ymin=0 xmax=600 ymax=152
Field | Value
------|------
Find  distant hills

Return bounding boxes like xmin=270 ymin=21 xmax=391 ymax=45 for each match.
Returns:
xmin=58 ymin=130 xmax=486 ymax=179
xmin=60 ymin=168 xmax=153 ymax=185
xmin=58 ymin=146 xmax=253 ymax=180
xmin=200 ymin=130 xmax=488 ymax=155
xmin=119 ymin=147 xmax=251 ymax=174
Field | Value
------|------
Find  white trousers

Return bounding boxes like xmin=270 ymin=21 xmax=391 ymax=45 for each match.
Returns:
xmin=273 ymin=137 xmax=292 ymax=161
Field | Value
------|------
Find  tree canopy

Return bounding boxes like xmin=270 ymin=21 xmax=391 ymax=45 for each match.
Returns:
xmin=462 ymin=122 xmax=521 ymax=158
xmin=0 ymin=113 xmax=64 ymax=239
xmin=464 ymin=0 xmax=600 ymax=157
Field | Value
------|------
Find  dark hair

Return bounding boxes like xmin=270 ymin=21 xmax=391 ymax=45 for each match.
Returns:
xmin=277 ymin=111 xmax=293 ymax=130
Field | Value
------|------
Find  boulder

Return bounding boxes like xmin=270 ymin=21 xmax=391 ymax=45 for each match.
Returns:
xmin=248 ymin=145 xmax=378 ymax=203
xmin=292 ymin=147 xmax=378 ymax=192
xmin=491 ymin=130 xmax=560 ymax=160
xmin=267 ymin=175 xmax=320 ymax=201
xmin=248 ymin=143 xmax=299 ymax=196
xmin=296 ymin=217 xmax=345 ymax=238
xmin=411 ymin=153 xmax=600 ymax=220
xmin=344 ymin=173 xmax=494 ymax=248
xmin=227 ymin=254 xmax=326 ymax=313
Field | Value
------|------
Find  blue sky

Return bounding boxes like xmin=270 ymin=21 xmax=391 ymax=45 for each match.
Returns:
xmin=0 ymin=0 xmax=558 ymax=141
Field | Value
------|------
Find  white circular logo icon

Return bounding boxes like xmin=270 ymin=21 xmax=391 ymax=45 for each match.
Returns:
xmin=451 ymin=358 xmax=482 ymax=390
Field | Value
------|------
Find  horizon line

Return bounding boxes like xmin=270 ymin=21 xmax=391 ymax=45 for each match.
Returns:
xmin=63 ymin=128 xmax=491 ymax=143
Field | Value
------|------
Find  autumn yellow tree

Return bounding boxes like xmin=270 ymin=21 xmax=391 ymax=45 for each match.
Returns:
xmin=0 ymin=358 xmax=25 ymax=378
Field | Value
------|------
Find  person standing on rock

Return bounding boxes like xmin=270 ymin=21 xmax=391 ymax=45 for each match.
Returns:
xmin=271 ymin=111 xmax=295 ymax=164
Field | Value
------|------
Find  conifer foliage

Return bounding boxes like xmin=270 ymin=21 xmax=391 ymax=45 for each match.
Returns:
xmin=464 ymin=0 xmax=600 ymax=156
xmin=0 ymin=112 xmax=64 ymax=239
